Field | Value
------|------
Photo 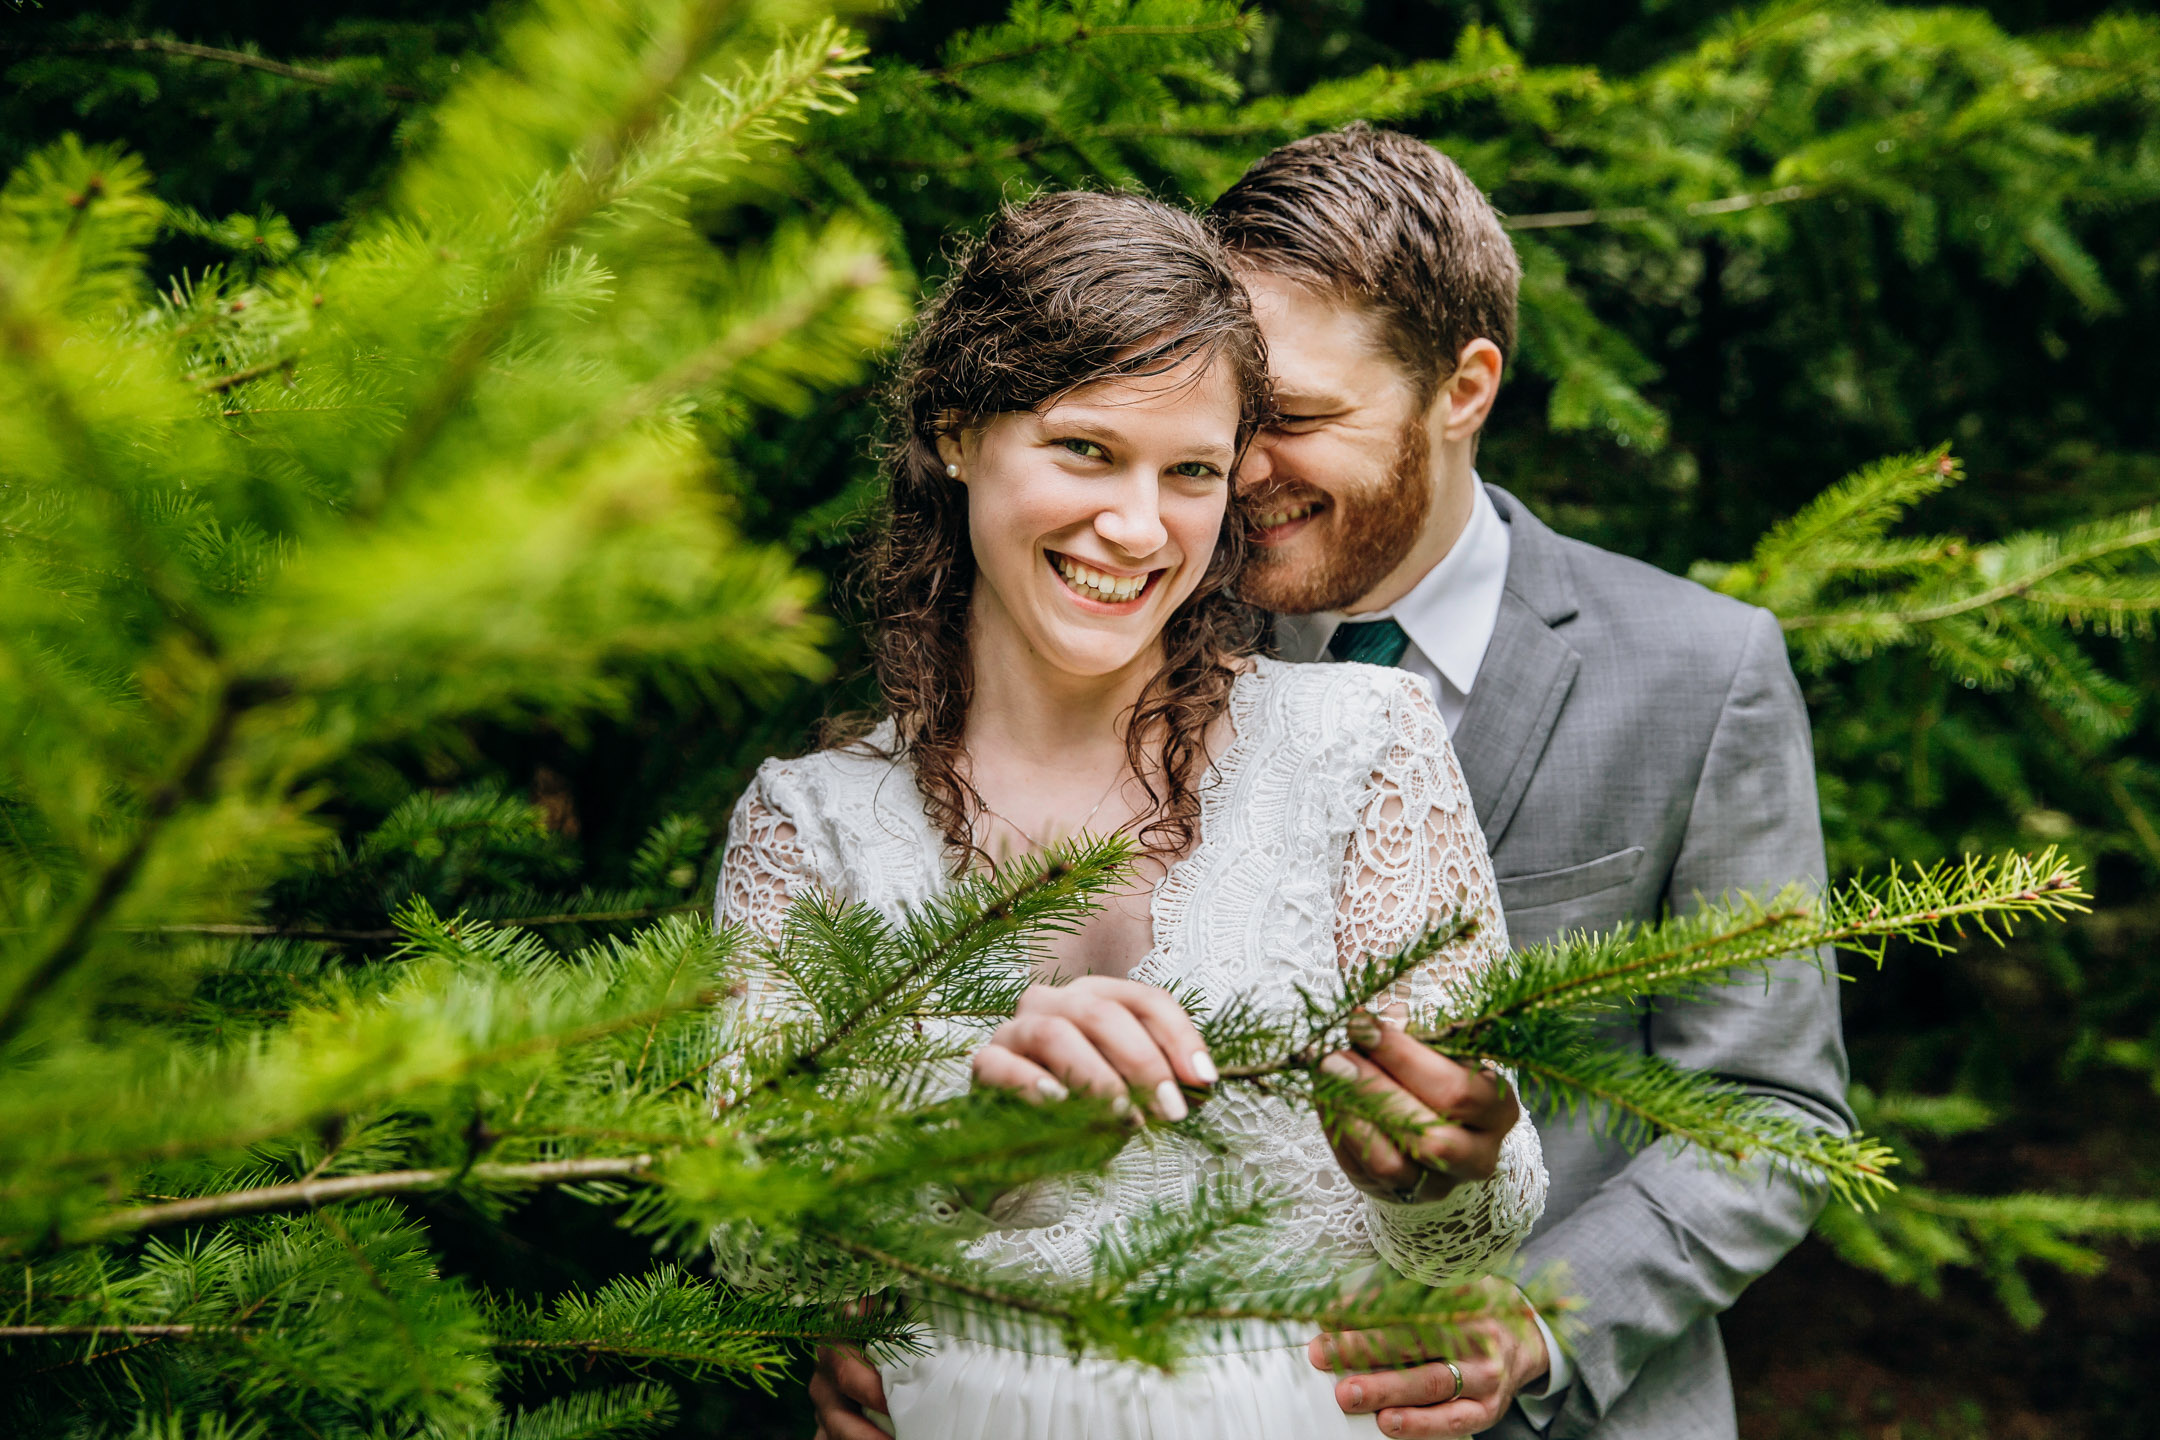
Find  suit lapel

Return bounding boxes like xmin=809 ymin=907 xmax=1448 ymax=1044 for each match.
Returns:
xmin=1451 ymin=487 xmax=1582 ymax=848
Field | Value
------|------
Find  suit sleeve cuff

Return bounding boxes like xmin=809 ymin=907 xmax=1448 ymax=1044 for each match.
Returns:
xmin=1513 ymin=1303 xmax=1571 ymax=1428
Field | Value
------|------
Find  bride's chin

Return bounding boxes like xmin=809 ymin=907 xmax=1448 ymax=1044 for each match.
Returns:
xmin=1025 ymin=627 xmax=1159 ymax=680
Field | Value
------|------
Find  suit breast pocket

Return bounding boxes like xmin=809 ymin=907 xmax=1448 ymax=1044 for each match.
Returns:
xmin=1496 ymin=847 xmax=1646 ymax=944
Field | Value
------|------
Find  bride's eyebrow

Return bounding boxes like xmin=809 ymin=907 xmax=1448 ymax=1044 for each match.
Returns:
xmin=1035 ymin=410 xmax=1121 ymax=439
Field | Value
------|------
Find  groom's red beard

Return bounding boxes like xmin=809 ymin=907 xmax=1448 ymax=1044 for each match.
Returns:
xmin=1239 ymin=417 xmax=1433 ymax=615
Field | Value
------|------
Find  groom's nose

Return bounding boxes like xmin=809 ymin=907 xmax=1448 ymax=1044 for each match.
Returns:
xmin=1094 ymin=475 xmax=1168 ymax=558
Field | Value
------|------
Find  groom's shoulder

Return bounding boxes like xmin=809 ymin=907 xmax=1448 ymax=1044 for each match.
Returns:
xmin=1503 ymin=493 xmax=1775 ymax=685
xmin=1563 ymin=535 xmax=1760 ymax=636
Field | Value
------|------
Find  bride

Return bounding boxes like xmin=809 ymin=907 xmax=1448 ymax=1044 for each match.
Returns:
xmin=718 ymin=190 xmax=1545 ymax=1439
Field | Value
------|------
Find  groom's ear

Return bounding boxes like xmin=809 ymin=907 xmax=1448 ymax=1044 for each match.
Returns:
xmin=1434 ymin=338 xmax=1505 ymax=445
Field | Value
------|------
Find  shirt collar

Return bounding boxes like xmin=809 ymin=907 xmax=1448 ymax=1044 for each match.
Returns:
xmin=1277 ymin=478 xmax=1513 ymax=696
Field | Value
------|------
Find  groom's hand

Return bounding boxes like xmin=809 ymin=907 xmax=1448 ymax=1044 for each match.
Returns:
xmin=808 ymin=1344 xmax=889 ymax=1440
xmin=1310 ymin=1284 xmax=1551 ymax=1438
xmin=1320 ymin=1015 xmax=1518 ymax=1200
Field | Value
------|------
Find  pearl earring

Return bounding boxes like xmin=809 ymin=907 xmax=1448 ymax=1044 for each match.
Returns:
xmin=945 ymin=463 xmax=960 ymax=478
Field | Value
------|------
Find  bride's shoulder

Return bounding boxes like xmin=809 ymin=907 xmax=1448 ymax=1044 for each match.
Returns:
xmin=1248 ymin=657 xmax=1440 ymax=731
xmin=735 ymin=719 xmax=908 ymax=819
xmin=1242 ymin=660 xmax=1446 ymax=783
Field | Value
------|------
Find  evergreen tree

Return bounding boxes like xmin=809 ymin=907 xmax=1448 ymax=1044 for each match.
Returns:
xmin=5 ymin=0 xmax=2159 ymax=1433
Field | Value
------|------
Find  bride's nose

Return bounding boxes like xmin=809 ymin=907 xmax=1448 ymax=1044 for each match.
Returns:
xmin=1093 ymin=474 xmax=1168 ymax=559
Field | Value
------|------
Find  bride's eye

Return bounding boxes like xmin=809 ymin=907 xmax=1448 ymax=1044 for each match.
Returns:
xmin=1058 ymin=438 xmax=1108 ymax=460
xmin=1167 ymin=461 xmax=1223 ymax=480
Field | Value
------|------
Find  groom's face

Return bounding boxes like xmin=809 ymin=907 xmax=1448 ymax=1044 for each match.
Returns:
xmin=1234 ymin=270 xmax=1434 ymax=616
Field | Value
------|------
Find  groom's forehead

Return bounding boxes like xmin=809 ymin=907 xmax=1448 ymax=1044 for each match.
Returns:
xmin=1241 ymin=270 xmax=1411 ymax=397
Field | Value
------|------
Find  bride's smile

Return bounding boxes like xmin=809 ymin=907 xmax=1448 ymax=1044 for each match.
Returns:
xmin=936 ymin=346 xmax=1240 ymax=684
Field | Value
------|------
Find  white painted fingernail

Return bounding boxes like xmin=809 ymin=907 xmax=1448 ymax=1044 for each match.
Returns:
xmin=1320 ymin=1052 xmax=1361 ymax=1080
xmin=1036 ymin=1076 xmax=1069 ymax=1102
xmin=1191 ymin=1050 xmax=1219 ymax=1085
xmin=1111 ymin=1092 xmax=1133 ymax=1117
xmin=1155 ymin=1079 xmax=1189 ymax=1122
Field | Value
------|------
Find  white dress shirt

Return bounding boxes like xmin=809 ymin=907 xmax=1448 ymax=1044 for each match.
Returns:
xmin=1273 ymin=478 xmax=1575 ymax=1422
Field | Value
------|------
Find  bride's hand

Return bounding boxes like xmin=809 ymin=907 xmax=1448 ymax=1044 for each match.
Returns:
xmin=1320 ymin=1016 xmax=1520 ymax=1203
xmin=973 ymin=977 xmax=1218 ymax=1123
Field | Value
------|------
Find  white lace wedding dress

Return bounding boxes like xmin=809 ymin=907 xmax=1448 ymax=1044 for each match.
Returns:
xmin=718 ymin=658 xmax=1547 ymax=1440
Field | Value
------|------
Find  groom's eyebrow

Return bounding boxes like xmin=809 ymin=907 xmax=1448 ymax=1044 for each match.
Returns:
xmin=1271 ymin=391 xmax=1348 ymax=417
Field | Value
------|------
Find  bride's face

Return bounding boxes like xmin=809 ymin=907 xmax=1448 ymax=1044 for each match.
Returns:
xmin=938 ymin=350 xmax=1239 ymax=682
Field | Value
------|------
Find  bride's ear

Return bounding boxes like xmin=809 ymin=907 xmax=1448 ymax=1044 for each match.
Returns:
xmin=934 ymin=430 xmax=967 ymax=483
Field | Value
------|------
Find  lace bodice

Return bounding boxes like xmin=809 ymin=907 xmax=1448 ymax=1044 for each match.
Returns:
xmin=717 ymin=659 xmax=1545 ymax=1288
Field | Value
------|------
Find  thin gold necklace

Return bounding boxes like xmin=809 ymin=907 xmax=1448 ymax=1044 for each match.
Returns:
xmin=976 ymin=766 xmax=1129 ymax=853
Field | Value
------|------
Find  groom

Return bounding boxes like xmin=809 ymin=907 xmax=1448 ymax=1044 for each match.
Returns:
xmin=1210 ymin=125 xmax=1851 ymax=1438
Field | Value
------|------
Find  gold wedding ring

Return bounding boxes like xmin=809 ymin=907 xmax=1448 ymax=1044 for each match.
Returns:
xmin=1442 ymin=1358 xmax=1464 ymax=1402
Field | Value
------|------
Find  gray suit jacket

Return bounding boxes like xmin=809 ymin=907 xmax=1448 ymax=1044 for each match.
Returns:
xmin=1436 ymin=488 xmax=1849 ymax=1439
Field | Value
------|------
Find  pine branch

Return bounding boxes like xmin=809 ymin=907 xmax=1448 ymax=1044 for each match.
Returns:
xmin=44 ymin=1157 xmax=652 ymax=1250
xmin=1438 ymin=848 xmax=2087 ymax=1032
xmin=754 ymin=840 xmax=1129 ymax=1088
xmin=1447 ymin=905 xmax=1808 ymax=1024
xmin=1784 ymin=511 xmax=2160 ymax=632
xmin=196 ymin=353 xmax=298 ymax=394
xmin=492 ymin=1383 xmax=677 ymax=1439
xmin=1817 ymin=1178 xmax=2160 ymax=1327
xmin=0 ymin=37 xmax=423 ymax=100
xmin=1504 ymin=183 xmax=1817 ymax=230
xmin=1211 ymin=914 xmax=1480 ymax=1081
xmin=0 ymin=680 xmax=249 ymax=1048
xmin=817 ymin=1231 xmax=1502 ymax=1336
xmin=0 ymin=237 xmax=220 ymax=651
xmin=524 ymin=220 xmax=893 ymax=474
xmin=1750 ymin=447 xmax=1963 ymax=572
xmin=111 ymin=901 xmax=709 ymax=945
xmin=933 ymin=18 xmax=1254 ymax=82
xmin=1505 ymin=1046 xmax=1896 ymax=1206
xmin=368 ymin=0 xmax=750 ymax=507
xmin=1896 ymin=1189 xmax=2160 ymax=1230
xmin=486 ymin=1266 xmax=908 ymax=1384
xmin=0 ymin=1323 xmax=226 ymax=1337
xmin=23 ymin=933 xmax=727 ymax=1186
xmin=1206 ymin=853 xmax=2082 ymax=1202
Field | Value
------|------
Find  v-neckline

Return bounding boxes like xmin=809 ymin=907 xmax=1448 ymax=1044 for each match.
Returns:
xmin=1125 ymin=661 xmax=1270 ymax=988
xmin=893 ymin=661 xmax=1274 ymax=984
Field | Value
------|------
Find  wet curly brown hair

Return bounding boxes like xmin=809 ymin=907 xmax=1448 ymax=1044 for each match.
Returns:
xmin=863 ymin=189 xmax=1273 ymax=872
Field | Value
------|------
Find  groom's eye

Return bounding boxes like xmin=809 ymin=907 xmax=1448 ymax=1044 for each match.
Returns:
xmin=1058 ymin=438 xmax=1108 ymax=460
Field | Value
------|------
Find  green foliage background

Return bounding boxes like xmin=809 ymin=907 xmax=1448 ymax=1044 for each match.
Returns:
xmin=4 ymin=0 xmax=2158 ymax=1435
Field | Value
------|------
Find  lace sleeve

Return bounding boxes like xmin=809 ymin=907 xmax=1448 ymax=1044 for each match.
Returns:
xmin=710 ymin=770 xmax=820 ymax=1124
xmin=1336 ymin=674 xmax=1547 ymax=1285
xmin=718 ymin=770 xmax=813 ymax=947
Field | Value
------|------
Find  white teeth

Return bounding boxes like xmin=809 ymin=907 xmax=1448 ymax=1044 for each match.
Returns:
xmin=1255 ymin=501 xmax=1319 ymax=529
xmin=1053 ymin=554 xmax=1149 ymax=602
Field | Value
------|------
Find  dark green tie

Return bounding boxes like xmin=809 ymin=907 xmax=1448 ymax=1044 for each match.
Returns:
xmin=1327 ymin=617 xmax=1410 ymax=667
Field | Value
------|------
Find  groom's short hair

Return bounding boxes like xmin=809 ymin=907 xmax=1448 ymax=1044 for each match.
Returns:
xmin=1208 ymin=124 xmax=1520 ymax=394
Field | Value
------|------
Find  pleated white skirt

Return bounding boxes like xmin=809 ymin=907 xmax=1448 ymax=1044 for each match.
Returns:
xmin=876 ymin=1317 xmax=1382 ymax=1440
